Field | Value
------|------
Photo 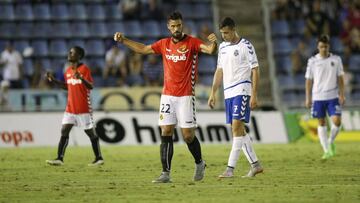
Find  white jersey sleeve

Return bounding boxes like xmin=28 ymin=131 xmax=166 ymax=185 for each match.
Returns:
xmin=305 ymin=57 xmax=314 ymax=79
xmin=337 ymin=56 xmax=344 ymax=76
xmin=244 ymin=41 xmax=259 ymax=69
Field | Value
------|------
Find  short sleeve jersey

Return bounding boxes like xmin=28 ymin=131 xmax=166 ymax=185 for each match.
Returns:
xmin=151 ymin=35 xmax=203 ymax=96
xmin=64 ymin=64 xmax=93 ymax=114
xmin=305 ymin=53 xmax=344 ymax=100
xmin=217 ymin=38 xmax=259 ymax=99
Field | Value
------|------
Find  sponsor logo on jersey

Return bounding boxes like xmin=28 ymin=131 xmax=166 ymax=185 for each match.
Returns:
xmin=165 ymin=54 xmax=187 ymax=62
xmin=67 ymin=78 xmax=82 ymax=85
xmin=177 ymin=45 xmax=189 ymax=54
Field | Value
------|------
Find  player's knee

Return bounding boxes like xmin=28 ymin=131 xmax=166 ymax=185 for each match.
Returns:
xmin=318 ymin=119 xmax=326 ymax=126
xmin=183 ymin=134 xmax=194 ymax=144
xmin=161 ymin=128 xmax=173 ymax=136
xmin=85 ymin=129 xmax=98 ymax=140
xmin=332 ymin=119 xmax=341 ymax=127
xmin=61 ymin=126 xmax=71 ymax=137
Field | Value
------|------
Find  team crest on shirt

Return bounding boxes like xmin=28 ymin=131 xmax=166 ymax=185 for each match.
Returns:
xmin=331 ymin=61 xmax=335 ymax=66
xmin=177 ymin=45 xmax=189 ymax=54
xmin=234 ymin=50 xmax=239 ymax=56
xmin=160 ymin=114 xmax=164 ymax=120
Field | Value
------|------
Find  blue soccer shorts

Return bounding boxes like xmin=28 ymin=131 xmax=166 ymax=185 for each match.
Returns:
xmin=311 ymin=98 xmax=342 ymax=118
xmin=225 ymin=95 xmax=251 ymax=124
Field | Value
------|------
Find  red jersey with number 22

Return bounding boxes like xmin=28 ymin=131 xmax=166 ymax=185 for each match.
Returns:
xmin=64 ymin=64 xmax=93 ymax=114
xmin=151 ymin=35 xmax=203 ymax=96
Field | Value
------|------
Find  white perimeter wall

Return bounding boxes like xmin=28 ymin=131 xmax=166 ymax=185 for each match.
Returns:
xmin=0 ymin=111 xmax=288 ymax=147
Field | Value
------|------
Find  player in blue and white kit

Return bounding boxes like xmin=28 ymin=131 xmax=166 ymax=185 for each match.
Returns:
xmin=208 ymin=17 xmax=263 ymax=178
xmin=305 ymin=35 xmax=345 ymax=160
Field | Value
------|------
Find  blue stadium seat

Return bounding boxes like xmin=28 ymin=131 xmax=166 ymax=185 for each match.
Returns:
xmin=23 ymin=59 xmax=34 ymax=76
xmin=14 ymin=40 xmax=30 ymax=53
xmin=69 ymin=4 xmax=87 ymax=20
xmin=176 ymin=3 xmax=194 ymax=19
xmin=105 ymin=4 xmax=123 ymax=20
xmin=142 ymin=21 xmax=161 ymax=38
xmin=282 ymin=91 xmax=297 ymax=103
xmin=106 ymin=21 xmax=125 ymax=36
xmin=159 ymin=20 xmax=169 ymax=37
xmin=105 ymin=76 xmax=119 ymax=87
xmin=93 ymin=76 xmax=105 ymax=87
xmin=49 ymin=40 xmax=68 ymax=57
xmin=51 ymin=3 xmax=69 ymax=20
xmin=271 ymin=20 xmax=290 ymax=37
xmin=15 ymin=4 xmax=33 ymax=21
xmin=123 ymin=21 xmax=143 ymax=38
xmin=86 ymin=4 xmax=105 ymax=20
xmin=198 ymin=56 xmax=216 ymax=74
xmin=33 ymin=22 xmax=51 ymax=38
xmin=0 ymin=40 xmax=8 ymax=51
xmin=355 ymin=73 xmax=360 ymax=84
xmin=278 ymin=75 xmax=295 ymax=88
xmin=0 ymin=23 xmax=15 ymax=38
xmin=16 ymin=22 xmax=33 ymax=39
xmin=273 ymin=38 xmax=293 ymax=55
xmin=52 ymin=22 xmax=71 ymax=38
xmin=33 ymin=4 xmax=51 ymax=20
xmin=348 ymin=54 xmax=360 ymax=73
xmin=0 ymin=4 xmax=14 ymax=21
xmin=68 ymin=39 xmax=85 ymax=48
xmin=71 ymin=22 xmax=90 ymax=38
xmin=330 ymin=37 xmax=344 ymax=54
xmin=193 ymin=3 xmax=211 ymax=19
xmin=289 ymin=19 xmax=305 ymax=36
xmin=51 ymin=59 xmax=66 ymax=72
xmin=184 ymin=20 xmax=198 ymax=36
xmin=31 ymin=40 xmax=49 ymax=57
xmin=85 ymin=40 xmax=105 ymax=56
xmin=275 ymin=56 xmax=292 ymax=74
xmin=294 ymin=74 xmax=305 ymax=86
xmin=40 ymin=58 xmax=51 ymax=70
xmin=199 ymin=75 xmax=214 ymax=86
xmin=89 ymin=22 xmax=107 ymax=38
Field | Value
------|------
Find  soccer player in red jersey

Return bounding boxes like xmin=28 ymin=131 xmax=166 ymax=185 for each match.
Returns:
xmin=45 ymin=46 xmax=104 ymax=166
xmin=114 ymin=11 xmax=217 ymax=183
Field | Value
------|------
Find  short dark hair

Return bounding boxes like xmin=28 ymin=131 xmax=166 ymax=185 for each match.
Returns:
xmin=219 ymin=17 xmax=236 ymax=29
xmin=317 ymin=35 xmax=330 ymax=44
xmin=167 ymin=11 xmax=183 ymax=21
xmin=73 ymin=46 xmax=85 ymax=59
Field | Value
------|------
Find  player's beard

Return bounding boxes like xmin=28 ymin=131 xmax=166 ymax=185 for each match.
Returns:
xmin=172 ymin=31 xmax=183 ymax=40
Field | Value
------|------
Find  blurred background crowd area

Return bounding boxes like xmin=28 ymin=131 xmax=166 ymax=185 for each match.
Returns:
xmin=270 ymin=0 xmax=360 ymax=107
xmin=0 ymin=0 xmax=215 ymax=89
xmin=0 ymin=0 xmax=359 ymax=110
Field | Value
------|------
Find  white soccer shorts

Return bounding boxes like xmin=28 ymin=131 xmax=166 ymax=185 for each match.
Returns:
xmin=62 ymin=112 xmax=94 ymax=130
xmin=158 ymin=95 xmax=197 ymax=128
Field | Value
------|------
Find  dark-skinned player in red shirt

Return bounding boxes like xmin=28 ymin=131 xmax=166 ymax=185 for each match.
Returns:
xmin=45 ymin=46 xmax=104 ymax=166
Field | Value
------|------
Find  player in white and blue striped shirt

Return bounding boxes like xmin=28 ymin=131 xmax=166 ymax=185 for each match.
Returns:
xmin=208 ymin=17 xmax=263 ymax=178
xmin=305 ymin=35 xmax=345 ymax=159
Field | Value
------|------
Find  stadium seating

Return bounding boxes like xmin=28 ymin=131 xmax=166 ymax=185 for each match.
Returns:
xmin=0 ymin=0 xmax=215 ymax=87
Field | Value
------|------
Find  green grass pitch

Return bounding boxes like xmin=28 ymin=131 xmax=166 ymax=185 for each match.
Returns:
xmin=1 ymin=142 xmax=359 ymax=203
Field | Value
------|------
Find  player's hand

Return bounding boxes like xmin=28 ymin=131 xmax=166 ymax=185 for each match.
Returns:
xmin=208 ymin=94 xmax=216 ymax=109
xmin=305 ymin=98 xmax=311 ymax=108
xmin=339 ymin=95 xmax=346 ymax=106
xmin=250 ymin=96 xmax=258 ymax=110
xmin=45 ymin=72 xmax=54 ymax=82
xmin=73 ymin=71 xmax=82 ymax=79
xmin=114 ymin=32 xmax=124 ymax=43
xmin=207 ymin=33 xmax=217 ymax=43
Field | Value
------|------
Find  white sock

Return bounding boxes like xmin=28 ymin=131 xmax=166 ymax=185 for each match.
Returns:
xmin=329 ymin=125 xmax=340 ymax=144
xmin=242 ymin=134 xmax=259 ymax=164
xmin=318 ymin=126 xmax=329 ymax=153
xmin=227 ymin=136 xmax=244 ymax=168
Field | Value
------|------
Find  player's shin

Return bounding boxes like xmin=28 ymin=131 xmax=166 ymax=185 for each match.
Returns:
xmin=57 ymin=135 xmax=69 ymax=161
xmin=329 ymin=124 xmax=340 ymax=144
xmin=227 ymin=136 xmax=243 ymax=168
xmin=241 ymin=134 xmax=259 ymax=165
xmin=318 ymin=126 xmax=329 ymax=153
xmin=186 ymin=136 xmax=202 ymax=164
xmin=160 ymin=136 xmax=173 ymax=172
